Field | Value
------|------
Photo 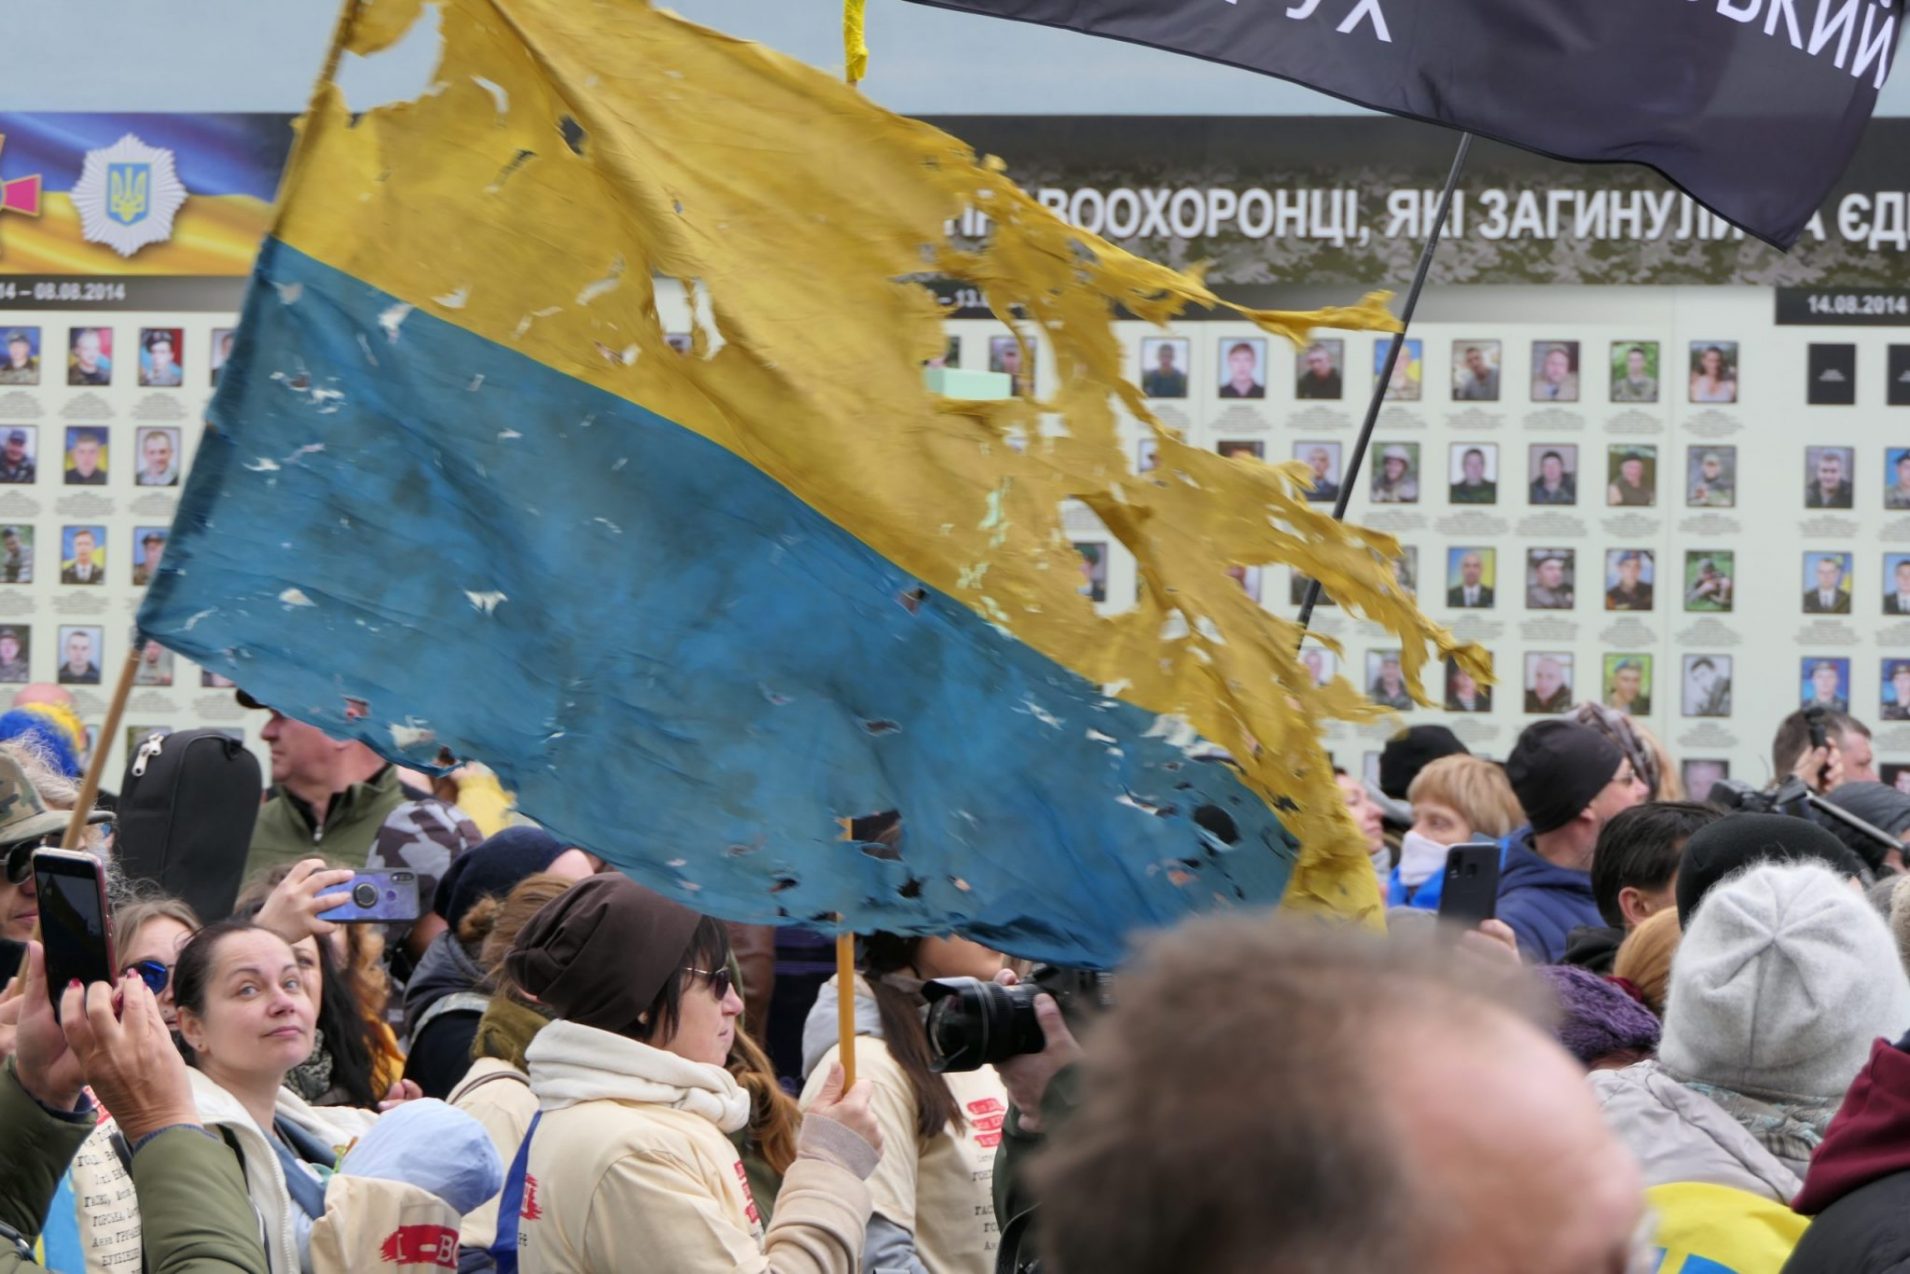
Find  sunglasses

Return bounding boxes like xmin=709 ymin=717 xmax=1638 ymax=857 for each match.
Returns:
xmin=5 ymin=832 xmax=83 ymax=884
xmin=684 ymin=966 xmax=734 ymax=1001
xmin=123 ymin=958 xmax=172 ymax=996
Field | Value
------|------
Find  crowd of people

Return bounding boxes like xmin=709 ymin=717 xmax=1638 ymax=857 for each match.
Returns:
xmin=7 ymin=680 xmax=1910 ymax=1272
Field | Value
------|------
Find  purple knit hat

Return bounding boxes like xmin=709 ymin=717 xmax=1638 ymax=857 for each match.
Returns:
xmin=1536 ymin=964 xmax=1662 ymax=1067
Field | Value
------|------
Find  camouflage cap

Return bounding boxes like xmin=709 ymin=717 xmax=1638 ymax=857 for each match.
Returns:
xmin=0 ymin=751 xmax=112 ymax=882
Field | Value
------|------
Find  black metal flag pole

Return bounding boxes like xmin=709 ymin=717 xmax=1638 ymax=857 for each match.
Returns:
xmin=1295 ymin=131 xmax=1473 ymax=644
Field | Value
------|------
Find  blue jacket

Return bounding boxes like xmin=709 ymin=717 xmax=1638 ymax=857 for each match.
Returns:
xmin=1495 ymin=828 xmax=1602 ymax=962
xmin=1387 ymin=863 xmax=1444 ymax=910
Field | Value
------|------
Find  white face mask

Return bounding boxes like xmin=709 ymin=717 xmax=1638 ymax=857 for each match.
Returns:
xmin=1397 ymin=829 xmax=1452 ymax=889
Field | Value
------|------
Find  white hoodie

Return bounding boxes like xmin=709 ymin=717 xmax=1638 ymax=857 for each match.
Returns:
xmin=517 ymin=1019 xmax=873 ymax=1274
xmin=186 ymin=1068 xmax=376 ymax=1274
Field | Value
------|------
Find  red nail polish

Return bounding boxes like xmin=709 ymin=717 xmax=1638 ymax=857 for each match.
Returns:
xmin=67 ymin=979 xmax=80 ymax=988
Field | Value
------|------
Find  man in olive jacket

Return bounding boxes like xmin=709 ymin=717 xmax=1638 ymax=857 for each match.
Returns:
xmin=1 ymin=943 xmax=267 ymax=1273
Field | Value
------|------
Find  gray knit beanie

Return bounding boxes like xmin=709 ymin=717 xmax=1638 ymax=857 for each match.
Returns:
xmin=1660 ymin=861 xmax=1910 ymax=1101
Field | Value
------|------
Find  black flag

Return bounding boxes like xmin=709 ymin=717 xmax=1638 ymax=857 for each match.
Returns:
xmin=903 ymin=0 xmax=1901 ymax=248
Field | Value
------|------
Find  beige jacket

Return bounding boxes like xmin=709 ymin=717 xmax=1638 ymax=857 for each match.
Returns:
xmin=447 ymin=1056 xmax=538 ymax=1253
xmin=187 ymin=1069 xmax=462 ymax=1274
xmin=516 ymin=1019 xmax=874 ymax=1273
xmin=804 ymin=1031 xmax=1007 ymax=1274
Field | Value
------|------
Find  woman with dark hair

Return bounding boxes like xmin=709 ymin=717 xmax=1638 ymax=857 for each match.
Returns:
xmin=1690 ymin=344 xmax=1737 ymax=403
xmin=800 ymin=933 xmax=1012 ymax=1274
xmin=238 ymin=863 xmax=408 ymax=1108
xmin=172 ymin=920 xmax=500 ymax=1273
xmin=171 ymin=921 xmax=379 ymax=1271
xmin=506 ymin=873 xmax=881 ymax=1271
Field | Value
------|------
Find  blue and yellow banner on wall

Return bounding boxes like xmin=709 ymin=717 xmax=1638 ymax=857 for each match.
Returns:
xmin=0 ymin=113 xmax=289 ymax=275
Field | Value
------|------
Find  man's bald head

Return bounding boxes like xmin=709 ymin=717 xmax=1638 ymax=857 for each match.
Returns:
xmin=1033 ymin=916 xmax=1642 ymax=1274
xmin=11 ymin=683 xmax=73 ymax=712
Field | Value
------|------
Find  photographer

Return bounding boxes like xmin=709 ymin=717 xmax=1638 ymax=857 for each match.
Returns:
xmin=1725 ymin=711 xmax=1899 ymax=873
xmin=800 ymin=934 xmax=1011 ymax=1273
xmin=986 ymin=971 xmax=1083 ymax=1274
xmin=1770 ymin=709 xmax=1873 ymax=800
xmin=2 ymin=941 xmax=267 ymax=1272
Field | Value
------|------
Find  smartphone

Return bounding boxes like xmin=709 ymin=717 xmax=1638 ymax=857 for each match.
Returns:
xmin=1436 ymin=842 xmax=1503 ymax=929
xmin=1805 ymin=705 xmax=1832 ymax=787
xmin=315 ymin=870 xmax=421 ymax=924
xmin=32 ymin=849 xmax=115 ymax=1015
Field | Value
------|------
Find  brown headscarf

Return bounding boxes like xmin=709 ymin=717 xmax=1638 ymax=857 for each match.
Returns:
xmin=503 ymin=873 xmax=702 ymax=1033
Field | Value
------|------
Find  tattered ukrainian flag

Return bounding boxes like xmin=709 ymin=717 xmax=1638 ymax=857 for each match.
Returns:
xmin=141 ymin=0 xmax=1476 ymax=966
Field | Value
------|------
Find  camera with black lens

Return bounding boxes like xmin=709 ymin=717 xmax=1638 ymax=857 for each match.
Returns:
xmin=922 ymin=965 xmax=1110 ymax=1073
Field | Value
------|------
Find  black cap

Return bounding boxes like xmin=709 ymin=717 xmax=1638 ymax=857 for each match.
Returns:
xmin=234 ymin=688 xmax=267 ymax=710
xmin=1676 ymin=812 xmax=1869 ymax=924
xmin=1378 ymin=725 xmax=1468 ymax=801
xmin=1820 ymin=782 xmax=1910 ymax=873
xmin=1504 ymin=720 xmax=1623 ymax=836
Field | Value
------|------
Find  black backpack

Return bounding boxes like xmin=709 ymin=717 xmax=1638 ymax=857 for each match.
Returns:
xmin=116 ymin=728 xmax=262 ymax=922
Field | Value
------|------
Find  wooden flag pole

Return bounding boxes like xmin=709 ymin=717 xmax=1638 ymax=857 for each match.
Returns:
xmin=1295 ymin=132 xmax=1474 ymax=643
xmin=835 ymin=931 xmax=857 ymax=1087
xmin=62 ymin=647 xmax=141 ymax=848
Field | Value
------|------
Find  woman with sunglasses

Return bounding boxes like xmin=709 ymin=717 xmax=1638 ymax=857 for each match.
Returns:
xmin=114 ymin=898 xmax=202 ymax=1026
xmin=504 ymin=872 xmax=882 ymax=1272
